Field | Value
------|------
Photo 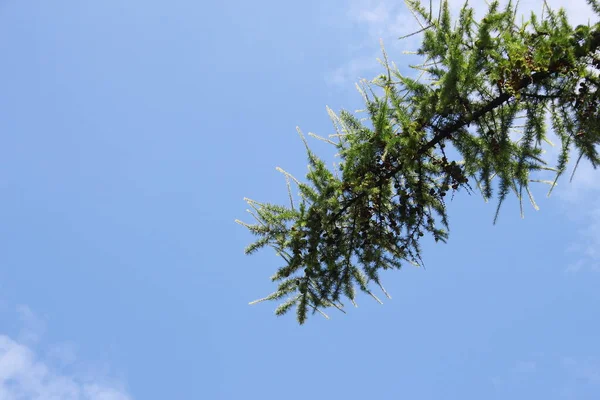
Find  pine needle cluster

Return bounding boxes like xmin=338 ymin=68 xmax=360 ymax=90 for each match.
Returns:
xmin=236 ymin=0 xmax=600 ymax=324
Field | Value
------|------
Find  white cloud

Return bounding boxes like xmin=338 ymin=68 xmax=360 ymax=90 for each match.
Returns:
xmin=0 ymin=308 xmax=132 ymax=400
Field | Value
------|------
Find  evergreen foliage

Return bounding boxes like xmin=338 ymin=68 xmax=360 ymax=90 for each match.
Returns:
xmin=236 ymin=0 xmax=600 ymax=324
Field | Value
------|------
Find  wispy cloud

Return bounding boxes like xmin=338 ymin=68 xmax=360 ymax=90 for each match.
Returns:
xmin=490 ymin=359 xmax=538 ymax=390
xmin=541 ymin=125 xmax=600 ymax=272
xmin=560 ymin=357 xmax=600 ymax=399
xmin=16 ymin=305 xmax=46 ymax=346
xmin=0 ymin=307 xmax=132 ymax=400
xmin=549 ymin=133 xmax=600 ymax=273
xmin=492 ymin=357 xmax=600 ymax=396
xmin=514 ymin=360 xmax=537 ymax=374
xmin=326 ymin=0 xmax=425 ymax=86
xmin=328 ymin=55 xmax=387 ymax=87
xmin=564 ymin=201 xmax=600 ymax=273
xmin=563 ymin=357 xmax=600 ymax=384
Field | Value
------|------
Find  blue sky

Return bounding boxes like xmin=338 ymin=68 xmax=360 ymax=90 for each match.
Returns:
xmin=0 ymin=0 xmax=598 ymax=399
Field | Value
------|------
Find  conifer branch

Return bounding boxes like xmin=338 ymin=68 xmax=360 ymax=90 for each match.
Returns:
xmin=239 ymin=0 xmax=600 ymax=324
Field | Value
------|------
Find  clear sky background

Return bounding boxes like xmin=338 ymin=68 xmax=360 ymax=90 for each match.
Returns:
xmin=0 ymin=0 xmax=598 ymax=399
